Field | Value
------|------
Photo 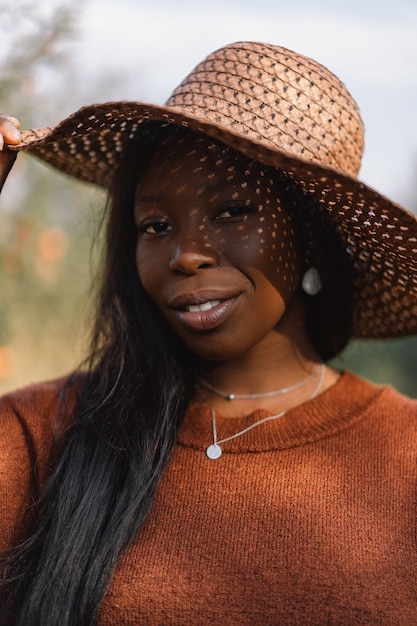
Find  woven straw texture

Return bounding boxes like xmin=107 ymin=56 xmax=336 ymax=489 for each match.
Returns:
xmin=8 ymin=41 xmax=417 ymax=339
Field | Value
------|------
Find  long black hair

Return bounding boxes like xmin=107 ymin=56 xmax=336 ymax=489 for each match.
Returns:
xmin=3 ymin=124 xmax=197 ymax=625
xmin=2 ymin=123 xmax=353 ymax=624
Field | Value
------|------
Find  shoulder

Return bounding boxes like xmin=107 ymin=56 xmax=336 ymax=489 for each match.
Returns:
xmin=376 ymin=379 xmax=417 ymax=427
xmin=341 ymin=371 xmax=417 ymax=409
xmin=359 ymin=374 xmax=417 ymax=413
xmin=0 ymin=373 xmax=85 ymax=439
xmin=0 ymin=377 xmax=82 ymax=554
xmin=0 ymin=373 xmax=86 ymax=479
xmin=0 ymin=374 xmax=85 ymax=552
xmin=342 ymin=371 xmax=417 ymax=436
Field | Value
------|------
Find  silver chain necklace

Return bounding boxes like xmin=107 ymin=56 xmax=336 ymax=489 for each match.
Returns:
xmin=206 ymin=364 xmax=324 ymax=460
xmin=197 ymin=366 xmax=317 ymax=401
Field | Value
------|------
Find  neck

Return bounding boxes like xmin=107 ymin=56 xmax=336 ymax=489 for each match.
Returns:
xmin=192 ymin=295 xmax=339 ymax=417
xmin=195 ymin=327 xmax=330 ymax=417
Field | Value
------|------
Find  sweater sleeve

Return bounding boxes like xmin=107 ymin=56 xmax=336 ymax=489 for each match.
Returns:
xmin=0 ymin=377 xmax=79 ymax=553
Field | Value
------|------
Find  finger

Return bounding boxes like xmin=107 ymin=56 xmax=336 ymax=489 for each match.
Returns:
xmin=0 ymin=114 xmax=21 ymax=129
xmin=0 ymin=119 xmax=21 ymax=145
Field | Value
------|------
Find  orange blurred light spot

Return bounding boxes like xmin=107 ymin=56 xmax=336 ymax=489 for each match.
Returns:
xmin=37 ymin=226 xmax=68 ymax=263
xmin=0 ymin=345 xmax=15 ymax=378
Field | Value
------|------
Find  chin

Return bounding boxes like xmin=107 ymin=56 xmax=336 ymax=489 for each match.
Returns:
xmin=181 ymin=340 xmax=251 ymax=364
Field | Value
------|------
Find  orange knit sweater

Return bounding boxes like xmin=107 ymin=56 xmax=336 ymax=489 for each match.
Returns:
xmin=1 ymin=372 xmax=417 ymax=624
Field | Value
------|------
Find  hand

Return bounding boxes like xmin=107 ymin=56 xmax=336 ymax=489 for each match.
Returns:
xmin=0 ymin=114 xmax=22 ymax=192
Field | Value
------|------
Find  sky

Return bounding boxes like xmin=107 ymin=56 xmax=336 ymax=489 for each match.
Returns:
xmin=3 ymin=0 xmax=417 ymax=207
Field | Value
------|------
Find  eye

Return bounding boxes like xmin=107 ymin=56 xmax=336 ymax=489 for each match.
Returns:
xmin=215 ymin=202 xmax=256 ymax=222
xmin=139 ymin=219 xmax=173 ymax=235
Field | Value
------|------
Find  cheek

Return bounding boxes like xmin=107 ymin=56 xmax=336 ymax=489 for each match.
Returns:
xmin=229 ymin=216 xmax=301 ymax=301
xmin=271 ymin=228 xmax=301 ymax=292
xmin=262 ymin=210 xmax=301 ymax=293
xmin=135 ymin=242 xmax=163 ymax=301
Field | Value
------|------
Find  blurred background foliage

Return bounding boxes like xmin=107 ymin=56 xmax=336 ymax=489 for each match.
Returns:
xmin=0 ymin=1 xmax=106 ymax=393
xmin=0 ymin=0 xmax=417 ymax=397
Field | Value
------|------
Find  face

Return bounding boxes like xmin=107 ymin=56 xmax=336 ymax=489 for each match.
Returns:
xmin=134 ymin=132 xmax=302 ymax=362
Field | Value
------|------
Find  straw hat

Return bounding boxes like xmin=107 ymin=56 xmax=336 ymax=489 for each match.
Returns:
xmin=9 ymin=41 xmax=417 ymax=339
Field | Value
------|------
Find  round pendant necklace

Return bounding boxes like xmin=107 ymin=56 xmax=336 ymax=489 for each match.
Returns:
xmin=205 ymin=364 xmax=324 ymax=460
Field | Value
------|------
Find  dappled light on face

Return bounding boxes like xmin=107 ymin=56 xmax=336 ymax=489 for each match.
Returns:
xmin=142 ymin=131 xmax=300 ymax=291
xmin=133 ymin=130 xmax=312 ymax=369
xmin=134 ymin=129 xmax=305 ymax=363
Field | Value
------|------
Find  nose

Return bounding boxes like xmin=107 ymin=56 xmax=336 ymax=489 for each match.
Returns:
xmin=169 ymin=233 xmax=220 ymax=275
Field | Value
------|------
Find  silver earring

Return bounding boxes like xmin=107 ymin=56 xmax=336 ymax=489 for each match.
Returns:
xmin=302 ymin=267 xmax=322 ymax=295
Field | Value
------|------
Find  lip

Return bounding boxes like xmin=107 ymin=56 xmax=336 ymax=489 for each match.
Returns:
xmin=169 ymin=289 xmax=240 ymax=331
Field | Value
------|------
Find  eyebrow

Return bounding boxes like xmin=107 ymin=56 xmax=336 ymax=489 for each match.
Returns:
xmin=135 ymin=192 xmax=165 ymax=204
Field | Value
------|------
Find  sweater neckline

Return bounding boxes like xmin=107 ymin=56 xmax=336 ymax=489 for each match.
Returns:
xmin=177 ymin=372 xmax=385 ymax=454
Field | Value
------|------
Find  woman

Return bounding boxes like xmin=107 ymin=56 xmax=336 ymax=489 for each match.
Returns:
xmin=1 ymin=41 xmax=417 ymax=625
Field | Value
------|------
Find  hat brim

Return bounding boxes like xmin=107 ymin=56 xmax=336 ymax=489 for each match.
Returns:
xmin=10 ymin=100 xmax=417 ymax=340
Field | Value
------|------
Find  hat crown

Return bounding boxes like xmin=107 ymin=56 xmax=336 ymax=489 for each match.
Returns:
xmin=13 ymin=41 xmax=417 ymax=339
xmin=166 ymin=42 xmax=364 ymax=178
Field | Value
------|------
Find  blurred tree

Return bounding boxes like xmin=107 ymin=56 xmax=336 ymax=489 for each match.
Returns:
xmin=331 ymin=336 xmax=417 ymax=398
xmin=0 ymin=0 xmax=105 ymax=393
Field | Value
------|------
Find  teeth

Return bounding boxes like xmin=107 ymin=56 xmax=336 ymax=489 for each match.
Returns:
xmin=187 ymin=300 xmax=221 ymax=313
